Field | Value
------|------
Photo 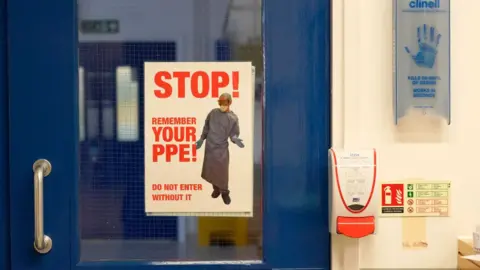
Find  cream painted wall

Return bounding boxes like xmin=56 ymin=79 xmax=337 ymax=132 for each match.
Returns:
xmin=332 ymin=0 xmax=480 ymax=268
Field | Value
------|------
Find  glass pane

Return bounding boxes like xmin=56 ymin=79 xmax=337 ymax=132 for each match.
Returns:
xmin=78 ymin=0 xmax=263 ymax=263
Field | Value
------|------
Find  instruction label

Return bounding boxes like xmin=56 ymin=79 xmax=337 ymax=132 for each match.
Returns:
xmin=379 ymin=180 xmax=450 ymax=217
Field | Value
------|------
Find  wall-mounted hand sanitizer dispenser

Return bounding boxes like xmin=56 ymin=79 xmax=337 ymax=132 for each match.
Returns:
xmin=328 ymin=148 xmax=377 ymax=238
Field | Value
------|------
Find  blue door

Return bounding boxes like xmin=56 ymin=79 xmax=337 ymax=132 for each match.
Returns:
xmin=4 ymin=0 xmax=331 ymax=269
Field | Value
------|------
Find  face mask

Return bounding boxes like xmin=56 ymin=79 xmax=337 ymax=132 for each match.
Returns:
xmin=220 ymin=105 xmax=228 ymax=112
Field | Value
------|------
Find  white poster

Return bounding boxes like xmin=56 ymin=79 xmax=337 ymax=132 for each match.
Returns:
xmin=144 ymin=62 xmax=254 ymax=217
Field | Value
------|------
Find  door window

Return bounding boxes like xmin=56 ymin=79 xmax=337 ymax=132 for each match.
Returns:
xmin=77 ymin=0 xmax=264 ymax=263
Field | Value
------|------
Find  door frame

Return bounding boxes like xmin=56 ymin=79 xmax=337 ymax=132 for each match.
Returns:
xmin=5 ymin=0 xmax=332 ymax=269
xmin=0 ymin=0 xmax=9 ymax=268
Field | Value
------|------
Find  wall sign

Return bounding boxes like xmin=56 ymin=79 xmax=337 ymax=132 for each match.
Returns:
xmin=80 ymin=19 xmax=119 ymax=34
xmin=393 ymin=0 xmax=451 ymax=124
xmin=144 ymin=62 xmax=255 ymax=217
xmin=379 ymin=180 xmax=451 ymax=217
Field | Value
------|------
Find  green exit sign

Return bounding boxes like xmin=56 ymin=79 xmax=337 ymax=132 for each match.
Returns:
xmin=80 ymin=19 xmax=119 ymax=34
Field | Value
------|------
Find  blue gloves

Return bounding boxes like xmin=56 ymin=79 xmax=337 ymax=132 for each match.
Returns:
xmin=231 ymin=137 xmax=245 ymax=148
xmin=404 ymin=24 xmax=441 ymax=69
xmin=195 ymin=139 xmax=204 ymax=150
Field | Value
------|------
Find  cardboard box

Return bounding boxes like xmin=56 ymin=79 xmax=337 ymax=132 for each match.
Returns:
xmin=458 ymin=237 xmax=480 ymax=269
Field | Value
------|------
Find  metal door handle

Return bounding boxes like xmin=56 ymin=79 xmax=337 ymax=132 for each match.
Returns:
xmin=33 ymin=159 xmax=53 ymax=254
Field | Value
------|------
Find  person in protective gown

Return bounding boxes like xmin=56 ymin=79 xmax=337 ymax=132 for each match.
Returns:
xmin=195 ymin=93 xmax=245 ymax=205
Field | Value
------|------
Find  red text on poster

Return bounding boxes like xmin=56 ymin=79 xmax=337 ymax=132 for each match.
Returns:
xmin=154 ymin=71 xmax=240 ymax=99
xmin=151 ymin=117 xmax=198 ymax=163
xmin=150 ymin=183 xmax=203 ymax=201
xmin=381 ymin=184 xmax=404 ymax=206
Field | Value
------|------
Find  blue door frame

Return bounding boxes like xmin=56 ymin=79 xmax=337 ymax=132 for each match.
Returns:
xmin=0 ymin=0 xmax=8 ymax=268
xmin=2 ymin=0 xmax=332 ymax=269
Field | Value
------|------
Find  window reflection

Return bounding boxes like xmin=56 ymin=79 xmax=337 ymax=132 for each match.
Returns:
xmin=86 ymin=101 xmax=99 ymax=140
xmin=116 ymin=66 xmax=139 ymax=141
xmin=79 ymin=67 xmax=85 ymax=141
xmin=102 ymin=100 xmax=114 ymax=139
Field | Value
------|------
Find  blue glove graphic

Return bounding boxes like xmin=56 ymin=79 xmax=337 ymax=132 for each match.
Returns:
xmin=404 ymin=24 xmax=441 ymax=69
xmin=195 ymin=139 xmax=204 ymax=150
xmin=231 ymin=137 xmax=245 ymax=148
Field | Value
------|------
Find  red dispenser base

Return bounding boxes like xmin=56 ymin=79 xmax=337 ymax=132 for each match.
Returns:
xmin=336 ymin=216 xmax=375 ymax=238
